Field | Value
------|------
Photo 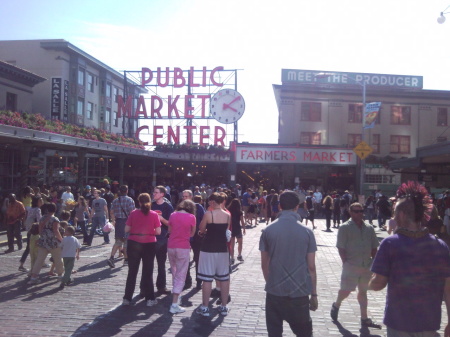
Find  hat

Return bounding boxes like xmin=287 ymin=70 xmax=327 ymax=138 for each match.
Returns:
xmin=85 ymin=185 xmax=91 ymax=189
xmin=112 ymin=181 xmax=119 ymax=185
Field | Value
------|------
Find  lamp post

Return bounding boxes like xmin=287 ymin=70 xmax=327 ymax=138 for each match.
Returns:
xmin=315 ymin=73 xmax=366 ymax=197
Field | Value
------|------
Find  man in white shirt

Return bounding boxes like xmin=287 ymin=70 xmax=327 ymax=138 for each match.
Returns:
xmin=61 ymin=186 xmax=74 ymax=210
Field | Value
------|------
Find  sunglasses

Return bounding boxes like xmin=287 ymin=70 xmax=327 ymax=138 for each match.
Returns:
xmin=351 ymin=209 xmax=364 ymax=213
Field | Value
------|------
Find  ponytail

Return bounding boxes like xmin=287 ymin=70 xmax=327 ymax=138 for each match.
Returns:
xmin=138 ymin=193 xmax=152 ymax=215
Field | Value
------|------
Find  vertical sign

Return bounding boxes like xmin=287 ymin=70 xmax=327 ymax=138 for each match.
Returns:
xmin=63 ymin=80 xmax=69 ymax=121
xmin=51 ymin=78 xmax=61 ymax=120
xmin=363 ymin=102 xmax=382 ymax=129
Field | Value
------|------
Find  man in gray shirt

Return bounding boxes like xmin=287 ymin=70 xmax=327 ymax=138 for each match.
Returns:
xmin=87 ymin=188 xmax=110 ymax=246
xmin=260 ymin=191 xmax=318 ymax=337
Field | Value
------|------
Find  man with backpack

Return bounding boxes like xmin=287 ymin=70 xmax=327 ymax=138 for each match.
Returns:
xmin=304 ymin=191 xmax=316 ymax=229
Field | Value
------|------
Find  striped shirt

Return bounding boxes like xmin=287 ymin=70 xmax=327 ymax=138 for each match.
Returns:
xmin=111 ymin=196 xmax=135 ymax=219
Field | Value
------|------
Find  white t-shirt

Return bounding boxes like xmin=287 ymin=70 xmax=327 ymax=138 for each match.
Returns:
xmin=61 ymin=192 xmax=74 ymax=206
xmin=61 ymin=236 xmax=81 ymax=258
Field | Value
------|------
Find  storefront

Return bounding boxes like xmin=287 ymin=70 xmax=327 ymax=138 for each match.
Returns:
xmin=235 ymin=144 xmax=357 ymax=192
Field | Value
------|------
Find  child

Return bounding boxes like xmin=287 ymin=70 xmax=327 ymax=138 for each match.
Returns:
xmin=27 ymin=223 xmax=41 ymax=276
xmin=60 ymin=225 xmax=81 ymax=289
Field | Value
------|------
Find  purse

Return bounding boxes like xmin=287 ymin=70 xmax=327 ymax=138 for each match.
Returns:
xmin=103 ymin=221 xmax=114 ymax=233
xmin=226 ymin=229 xmax=232 ymax=242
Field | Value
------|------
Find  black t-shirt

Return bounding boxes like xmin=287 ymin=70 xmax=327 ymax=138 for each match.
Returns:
xmin=151 ymin=201 xmax=174 ymax=242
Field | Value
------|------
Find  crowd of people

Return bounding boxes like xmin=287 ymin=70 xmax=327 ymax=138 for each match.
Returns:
xmin=2 ymin=181 xmax=450 ymax=336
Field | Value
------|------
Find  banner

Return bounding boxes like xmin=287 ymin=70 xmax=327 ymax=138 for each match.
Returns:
xmin=363 ymin=102 xmax=382 ymax=129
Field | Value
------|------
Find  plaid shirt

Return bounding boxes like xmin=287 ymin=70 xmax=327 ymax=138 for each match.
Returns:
xmin=111 ymin=196 xmax=135 ymax=219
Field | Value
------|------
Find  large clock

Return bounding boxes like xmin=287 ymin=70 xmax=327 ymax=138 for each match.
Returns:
xmin=210 ymin=89 xmax=245 ymax=124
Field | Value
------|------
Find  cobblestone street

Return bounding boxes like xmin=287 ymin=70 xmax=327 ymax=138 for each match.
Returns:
xmin=0 ymin=218 xmax=447 ymax=337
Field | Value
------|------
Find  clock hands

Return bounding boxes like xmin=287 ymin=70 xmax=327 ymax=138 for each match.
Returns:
xmin=223 ymin=103 xmax=237 ymax=112
xmin=222 ymin=96 xmax=241 ymax=112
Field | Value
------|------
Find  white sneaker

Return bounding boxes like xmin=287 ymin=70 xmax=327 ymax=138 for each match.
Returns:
xmin=147 ymin=299 xmax=157 ymax=307
xmin=169 ymin=304 xmax=186 ymax=314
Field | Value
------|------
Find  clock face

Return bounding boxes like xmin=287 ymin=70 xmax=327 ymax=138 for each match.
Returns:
xmin=210 ymin=89 xmax=245 ymax=124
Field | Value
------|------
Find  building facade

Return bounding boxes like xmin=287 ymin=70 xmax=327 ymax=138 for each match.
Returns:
xmin=273 ymin=69 xmax=450 ymax=195
xmin=0 ymin=39 xmax=145 ymax=136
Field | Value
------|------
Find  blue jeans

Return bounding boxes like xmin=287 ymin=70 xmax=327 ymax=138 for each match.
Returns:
xmin=7 ymin=220 xmax=22 ymax=250
xmin=265 ymin=293 xmax=312 ymax=337
xmin=88 ymin=216 xmax=109 ymax=245
xmin=78 ymin=220 xmax=89 ymax=244
xmin=377 ymin=213 xmax=388 ymax=228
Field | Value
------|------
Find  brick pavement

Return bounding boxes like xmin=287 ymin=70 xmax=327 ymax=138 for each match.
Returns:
xmin=0 ymin=219 xmax=447 ymax=337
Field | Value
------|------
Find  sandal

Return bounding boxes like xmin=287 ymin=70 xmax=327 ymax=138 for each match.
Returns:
xmin=361 ymin=318 xmax=382 ymax=329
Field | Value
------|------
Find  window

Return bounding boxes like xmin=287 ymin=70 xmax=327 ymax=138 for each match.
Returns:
xmin=87 ymin=73 xmax=94 ymax=92
xmin=87 ymin=102 xmax=94 ymax=120
xmin=105 ymin=83 xmax=112 ymax=97
xmin=106 ymin=108 xmax=111 ymax=124
xmin=78 ymin=68 xmax=85 ymax=86
xmin=114 ymin=87 xmax=119 ymax=103
xmin=371 ymin=134 xmax=380 ymax=154
xmin=390 ymin=135 xmax=410 ymax=154
xmin=348 ymin=104 xmax=363 ymax=123
xmin=438 ymin=107 xmax=448 ymax=126
xmin=347 ymin=134 xmax=362 ymax=147
xmin=113 ymin=110 xmax=118 ymax=127
xmin=300 ymin=132 xmax=321 ymax=145
xmin=6 ymin=92 xmax=17 ymax=111
xmin=390 ymin=106 xmax=411 ymax=125
xmin=301 ymin=102 xmax=321 ymax=121
xmin=77 ymin=99 xmax=84 ymax=116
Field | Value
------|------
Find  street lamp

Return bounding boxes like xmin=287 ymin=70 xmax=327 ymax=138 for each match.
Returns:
xmin=315 ymin=72 xmax=366 ymax=197
xmin=437 ymin=6 xmax=450 ymax=24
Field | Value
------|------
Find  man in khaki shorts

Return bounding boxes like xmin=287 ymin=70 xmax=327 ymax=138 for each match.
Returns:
xmin=330 ymin=202 xmax=381 ymax=329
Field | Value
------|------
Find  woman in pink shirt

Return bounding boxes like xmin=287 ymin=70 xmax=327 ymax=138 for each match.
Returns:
xmin=123 ymin=193 xmax=161 ymax=307
xmin=167 ymin=199 xmax=196 ymax=314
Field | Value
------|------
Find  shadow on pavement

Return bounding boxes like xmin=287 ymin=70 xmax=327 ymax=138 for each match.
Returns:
xmin=333 ymin=321 xmax=382 ymax=337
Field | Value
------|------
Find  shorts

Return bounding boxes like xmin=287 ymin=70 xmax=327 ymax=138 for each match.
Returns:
xmin=114 ymin=218 xmax=127 ymax=239
xmin=340 ymin=262 xmax=372 ymax=292
xmin=307 ymin=210 xmax=315 ymax=221
xmin=197 ymin=251 xmax=230 ymax=282
xmin=232 ymin=229 xmax=243 ymax=239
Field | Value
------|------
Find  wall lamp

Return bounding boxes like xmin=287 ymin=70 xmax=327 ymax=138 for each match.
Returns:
xmin=437 ymin=6 xmax=450 ymax=24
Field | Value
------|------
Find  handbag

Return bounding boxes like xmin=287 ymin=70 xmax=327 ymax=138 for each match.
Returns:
xmin=225 ymin=229 xmax=232 ymax=242
xmin=103 ymin=221 xmax=114 ymax=233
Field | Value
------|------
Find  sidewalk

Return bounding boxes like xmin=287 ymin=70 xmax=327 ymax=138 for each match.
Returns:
xmin=0 ymin=219 xmax=447 ymax=337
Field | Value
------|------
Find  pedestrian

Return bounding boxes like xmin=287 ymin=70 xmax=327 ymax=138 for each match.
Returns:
xmin=266 ymin=189 xmax=275 ymax=225
xmin=304 ymin=191 xmax=316 ymax=229
xmin=330 ymin=202 xmax=381 ymax=329
xmin=59 ymin=225 xmax=81 ymax=289
xmin=87 ymin=188 xmax=110 ymax=246
xmin=74 ymin=196 xmax=90 ymax=245
xmin=365 ymin=195 xmax=376 ymax=226
xmin=376 ymin=195 xmax=391 ymax=230
xmin=150 ymin=186 xmax=174 ymax=295
xmin=323 ymin=195 xmax=333 ymax=231
xmin=332 ymin=194 xmax=341 ymax=228
xmin=28 ymin=203 xmax=64 ymax=284
xmin=260 ymin=190 xmax=318 ymax=337
xmin=107 ymin=185 xmax=135 ymax=268
xmin=167 ymin=199 xmax=196 ymax=314
xmin=369 ymin=181 xmax=450 ymax=336
xmin=18 ymin=196 xmax=43 ymax=271
xmin=227 ymin=198 xmax=246 ymax=264
xmin=196 ymin=192 xmax=231 ymax=317
xmin=181 ymin=190 xmax=206 ymax=289
xmin=61 ymin=186 xmax=74 ymax=211
xmin=5 ymin=193 xmax=26 ymax=253
xmin=122 ymin=193 xmax=161 ymax=306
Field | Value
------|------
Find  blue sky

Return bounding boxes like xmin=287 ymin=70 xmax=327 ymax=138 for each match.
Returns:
xmin=2 ymin=0 xmax=450 ymax=145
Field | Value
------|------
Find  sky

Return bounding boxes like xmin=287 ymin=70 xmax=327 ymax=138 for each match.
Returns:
xmin=2 ymin=0 xmax=450 ymax=145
